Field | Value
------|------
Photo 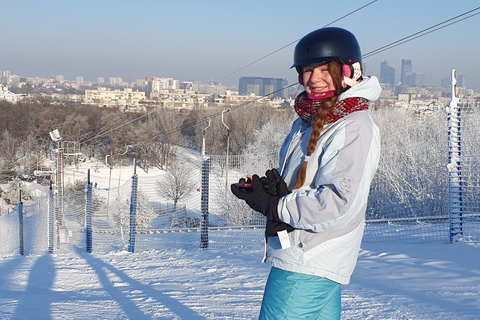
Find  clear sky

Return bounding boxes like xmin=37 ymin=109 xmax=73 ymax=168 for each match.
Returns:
xmin=1 ymin=0 xmax=479 ymax=92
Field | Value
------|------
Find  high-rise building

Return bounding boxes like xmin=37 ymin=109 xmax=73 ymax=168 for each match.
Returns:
xmin=145 ymin=77 xmax=178 ymax=92
xmin=457 ymin=75 xmax=466 ymax=88
xmin=0 ymin=70 xmax=11 ymax=85
xmin=410 ymin=73 xmax=425 ymax=87
xmin=400 ymin=59 xmax=413 ymax=85
xmin=109 ymin=77 xmax=123 ymax=87
xmin=76 ymin=76 xmax=84 ymax=86
xmin=379 ymin=60 xmax=395 ymax=88
xmin=56 ymin=75 xmax=64 ymax=83
xmin=238 ymin=77 xmax=288 ymax=98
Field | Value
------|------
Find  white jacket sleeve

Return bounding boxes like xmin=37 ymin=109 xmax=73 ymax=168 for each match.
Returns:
xmin=277 ymin=112 xmax=380 ymax=233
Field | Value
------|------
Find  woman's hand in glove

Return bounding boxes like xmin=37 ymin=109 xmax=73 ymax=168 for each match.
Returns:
xmin=231 ymin=170 xmax=295 ymax=237
xmin=262 ymin=169 xmax=295 ymax=236
xmin=231 ymin=174 xmax=279 ymax=221
xmin=263 ymin=169 xmax=289 ymax=197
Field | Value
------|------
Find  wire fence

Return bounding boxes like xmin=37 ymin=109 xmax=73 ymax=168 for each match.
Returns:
xmin=1 ymin=101 xmax=480 ymax=256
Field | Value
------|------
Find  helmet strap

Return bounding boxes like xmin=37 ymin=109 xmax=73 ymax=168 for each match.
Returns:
xmin=298 ymin=73 xmax=304 ymax=86
xmin=308 ymin=90 xmax=337 ymax=100
xmin=299 ymin=71 xmax=337 ymax=100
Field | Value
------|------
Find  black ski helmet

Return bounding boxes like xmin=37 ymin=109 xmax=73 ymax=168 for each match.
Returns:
xmin=291 ymin=27 xmax=362 ymax=74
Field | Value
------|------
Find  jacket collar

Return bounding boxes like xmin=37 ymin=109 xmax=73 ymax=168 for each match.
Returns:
xmin=338 ymin=76 xmax=382 ymax=102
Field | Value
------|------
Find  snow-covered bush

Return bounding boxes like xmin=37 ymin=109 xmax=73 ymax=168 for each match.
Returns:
xmin=2 ymin=177 xmax=33 ymax=206
xmin=368 ymin=106 xmax=448 ymax=219
xmin=241 ymin=115 xmax=294 ymax=175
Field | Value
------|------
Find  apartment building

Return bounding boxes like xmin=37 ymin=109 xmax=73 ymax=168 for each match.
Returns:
xmin=84 ymin=87 xmax=146 ymax=112
xmin=238 ymin=77 xmax=288 ymax=98
xmin=0 ymin=85 xmax=18 ymax=103
xmin=145 ymin=77 xmax=179 ymax=97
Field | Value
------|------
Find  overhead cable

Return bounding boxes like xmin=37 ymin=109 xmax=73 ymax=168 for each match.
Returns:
xmin=80 ymin=4 xmax=480 ymax=145
xmin=218 ymin=0 xmax=378 ymax=81
xmin=79 ymin=1 xmax=377 ymax=145
xmin=362 ymin=6 xmax=480 ymax=58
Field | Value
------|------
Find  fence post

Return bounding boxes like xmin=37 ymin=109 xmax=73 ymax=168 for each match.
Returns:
xmin=86 ymin=169 xmax=93 ymax=253
xmin=128 ymin=168 xmax=138 ymax=253
xmin=200 ymin=156 xmax=210 ymax=249
xmin=445 ymin=69 xmax=463 ymax=243
xmin=18 ymin=190 xmax=24 ymax=256
xmin=48 ymin=181 xmax=55 ymax=254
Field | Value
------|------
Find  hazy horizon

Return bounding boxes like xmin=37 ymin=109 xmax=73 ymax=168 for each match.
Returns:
xmin=1 ymin=0 xmax=479 ymax=91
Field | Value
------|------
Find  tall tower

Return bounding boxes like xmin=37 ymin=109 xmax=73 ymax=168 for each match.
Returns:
xmin=401 ymin=59 xmax=413 ymax=85
xmin=380 ymin=60 xmax=395 ymax=88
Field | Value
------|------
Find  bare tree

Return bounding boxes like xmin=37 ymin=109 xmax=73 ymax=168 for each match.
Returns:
xmin=156 ymin=161 xmax=198 ymax=210
xmin=0 ymin=130 xmax=20 ymax=163
xmin=155 ymin=109 xmax=183 ymax=170
xmin=128 ymin=119 xmax=159 ymax=173
xmin=61 ymin=113 xmax=89 ymax=142
xmin=100 ymin=111 xmax=132 ymax=165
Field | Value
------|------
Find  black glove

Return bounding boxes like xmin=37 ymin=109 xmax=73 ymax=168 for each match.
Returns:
xmin=231 ymin=174 xmax=279 ymax=221
xmin=262 ymin=169 xmax=295 ymax=237
xmin=263 ymin=169 xmax=289 ymax=197
xmin=231 ymin=169 xmax=295 ymax=237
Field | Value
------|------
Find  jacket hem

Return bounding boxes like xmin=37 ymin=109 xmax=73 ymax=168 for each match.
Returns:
xmin=265 ymin=257 xmax=351 ymax=285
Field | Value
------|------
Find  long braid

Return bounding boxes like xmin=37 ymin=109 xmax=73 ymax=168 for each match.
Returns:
xmin=293 ymin=61 xmax=343 ymax=189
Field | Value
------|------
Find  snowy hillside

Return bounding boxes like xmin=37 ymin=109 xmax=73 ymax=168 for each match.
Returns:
xmin=0 ymin=232 xmax=479 ymax=319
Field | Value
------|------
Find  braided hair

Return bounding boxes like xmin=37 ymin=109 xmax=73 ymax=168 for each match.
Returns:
xmin=293 ymin=61 xmax=344 ymax=189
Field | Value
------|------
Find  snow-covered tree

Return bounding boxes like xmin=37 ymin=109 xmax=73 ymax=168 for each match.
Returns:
xmin=135 ymin=188 xmax=157 ymax=229
xmin=211 ymin=116 xmax=293 ymax=227
xmin=0 ymin=161 xmax=16 ymax=183
xmin=241 ymin=116 xmax=293 ymax=176
xmin=3 ymin=177 xmax=33 ymax=206
xmin=156 ymin=161 xmax=198 ymax=211
xmin=368 ymin=106 xmax=448 ymax=219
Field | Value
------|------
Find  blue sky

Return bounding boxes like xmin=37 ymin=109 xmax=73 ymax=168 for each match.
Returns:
xmin=1 ymin=0 xmax=479 ymax=91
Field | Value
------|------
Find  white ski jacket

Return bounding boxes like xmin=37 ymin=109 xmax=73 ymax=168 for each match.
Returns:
xmin=264 ymin=76 xmax=382 ymax=285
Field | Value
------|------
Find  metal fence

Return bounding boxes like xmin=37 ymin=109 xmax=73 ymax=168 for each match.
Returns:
xmin=2 ymin=99 xmax=480 ymax=256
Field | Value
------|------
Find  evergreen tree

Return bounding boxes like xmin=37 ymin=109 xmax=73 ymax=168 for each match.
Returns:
xmin=0 ymin=161 xmax=16 ymax=183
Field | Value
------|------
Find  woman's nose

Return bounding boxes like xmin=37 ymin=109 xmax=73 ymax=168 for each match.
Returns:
xmin=310 ymin=68 xmax=322 ymax=83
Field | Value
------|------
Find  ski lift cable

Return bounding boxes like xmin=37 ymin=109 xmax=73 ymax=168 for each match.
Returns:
xmin=78 ymin=2 xmax=377 ymax=146
xmin=148 ymin=82 xmax=299 ymax=142
xmin=158 ymin=6 xmax=480 ymax=139
xmin=363 ymin=11 xmax=480 ymax=59
xmin=218 ymin=0 xmax=379 ymax=82
xmin=362 ymin=6 xmax=480 ymax=59
xmin=129 ymin=82 xmax=298 ymax=147
xmin=80 ymin=5 xmax=479 ymax=146
xmin=80 ymin=104 xmax=164 ymax=144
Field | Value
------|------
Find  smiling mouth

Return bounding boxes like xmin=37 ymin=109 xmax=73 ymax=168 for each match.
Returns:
xmin=311 ymin=87 xmax=327 ymax=92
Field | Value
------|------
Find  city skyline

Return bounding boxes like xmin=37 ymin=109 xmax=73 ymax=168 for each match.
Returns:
xmin=1 ymin=0 xmax=479 ymax=91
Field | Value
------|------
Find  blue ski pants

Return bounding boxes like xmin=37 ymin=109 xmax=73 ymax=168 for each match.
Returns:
xmin=259 ymin=267 xmax=341 ymax=320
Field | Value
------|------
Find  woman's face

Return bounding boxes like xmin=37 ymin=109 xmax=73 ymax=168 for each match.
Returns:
xmin=301 ymin=63 xmax=336 ymax=94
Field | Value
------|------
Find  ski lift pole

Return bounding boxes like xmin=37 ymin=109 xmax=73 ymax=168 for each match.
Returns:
xmin=222 ymin=110 xmax=230 ymax=196
xmin=18 ymin=189 xmax=24 ymax=256
xmin=202 ymin=118 xmax=210 ymax=157
xmin=48 ymin=181 xmax=55 ymax=254
xmin=201 ymin=119 xmax=210 ymax=249
xmin=445 ymin=69 xmax=463 ymax=243
xmin=105 ymin=154 xmax=112 ymax=221
xmin=86 ymin=170 xmax=92 ymax=253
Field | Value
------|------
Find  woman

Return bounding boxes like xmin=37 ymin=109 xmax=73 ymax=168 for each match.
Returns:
xmin=231 ymin=27 xmax=381 ymax=319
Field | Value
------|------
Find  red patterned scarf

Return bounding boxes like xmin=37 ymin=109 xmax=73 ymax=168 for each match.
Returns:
xmin=294 ymin=91 xmax=369 ymax=125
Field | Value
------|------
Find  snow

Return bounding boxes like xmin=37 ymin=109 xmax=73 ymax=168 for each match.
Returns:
xmin=1 ymin=233 xmax=479 ymax=319
xmin=2 ymin=159 xmax=480 ymax=319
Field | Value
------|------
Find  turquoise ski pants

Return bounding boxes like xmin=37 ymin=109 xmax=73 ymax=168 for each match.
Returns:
xmin=259 ymin=267 xmax=341 ymax=320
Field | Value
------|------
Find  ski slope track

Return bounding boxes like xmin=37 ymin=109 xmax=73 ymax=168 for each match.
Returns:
xmin=1 ymin=234 xmax=479 ymax=319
